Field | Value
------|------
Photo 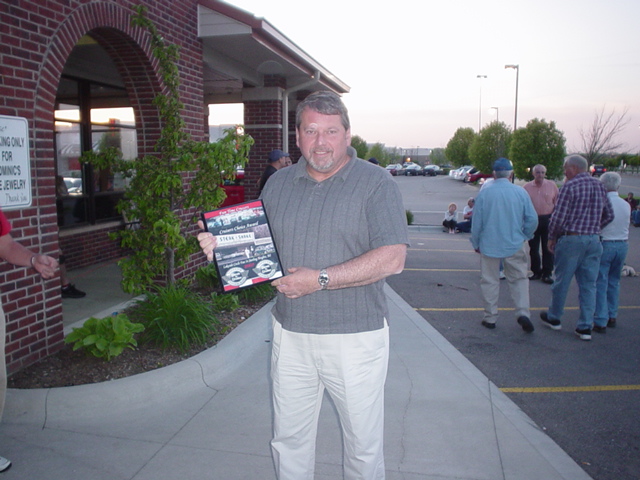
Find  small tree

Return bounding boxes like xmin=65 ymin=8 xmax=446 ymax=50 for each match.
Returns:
xmin=445 ymin=127 xmax=476 ymax=167
xmin=367 ymin=142 xmax=389 ymax=164
xmin=429 ymin=148 xmax=447 ymax=165
xmin=82 ymin=6 xmax=253 ymax=294
xmin=579 ymin=106 xmax=630 ymax=164
xmin=509 ymin=118 xmax=566 ymax=180
xmin=350 ymin=134 xmax=369 ymax=159
xmin=468 ymin=121 xmax=512 ymax=174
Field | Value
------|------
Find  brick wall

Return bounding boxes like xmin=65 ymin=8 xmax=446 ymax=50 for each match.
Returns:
xmin=0 ymin=0 xmax=208 ymax=373
xmin=244 ymin=100 xmax=285 ymax=200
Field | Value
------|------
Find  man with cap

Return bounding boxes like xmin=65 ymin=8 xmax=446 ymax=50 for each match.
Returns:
xmin=258 ymin=149 xmax=291 ymax=192
xmin=471 ymin=158 xmax=538 ymax=332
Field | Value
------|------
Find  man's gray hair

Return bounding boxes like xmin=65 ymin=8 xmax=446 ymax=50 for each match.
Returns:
xmin=564 ymin=154 xmax=588 ymax=172
xmin=600 ymin=171 xmax=621 ymax=192
xmin=495 ymin=170 xmax=511 ymax=179
xmin=296 ymin=91 xmax=350 ymax=131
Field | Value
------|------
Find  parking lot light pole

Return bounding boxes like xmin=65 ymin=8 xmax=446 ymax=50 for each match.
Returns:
xmin=504 ymin=64 xmax=519 ymax=130
xmin=491 ymin=107 xmax=499 ymax=122
xmin=476 ymin=75 xmax=487 ymax=132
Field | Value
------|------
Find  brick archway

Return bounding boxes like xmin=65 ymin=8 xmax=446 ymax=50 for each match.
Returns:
xmin=33 ymin=2 xmax=164 ymax=175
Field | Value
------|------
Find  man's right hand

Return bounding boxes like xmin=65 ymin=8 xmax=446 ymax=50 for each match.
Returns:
xmin=196 ymin=220 xmax=218 ymax=262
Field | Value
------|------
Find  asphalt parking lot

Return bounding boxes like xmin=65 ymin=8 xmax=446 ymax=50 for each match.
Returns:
xmin=387 ymin=173 xmax=640 ymax=480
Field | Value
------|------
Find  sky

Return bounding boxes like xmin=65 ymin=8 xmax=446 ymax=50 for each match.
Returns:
xmin=217 ymin=0 xmax=640 ymax=153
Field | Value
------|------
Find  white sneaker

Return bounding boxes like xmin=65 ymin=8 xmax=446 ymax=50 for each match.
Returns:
xmin=0 ymin=456 xmax=11 ymax=472
xmin=499 ymin=271 xmax=506 ymax=280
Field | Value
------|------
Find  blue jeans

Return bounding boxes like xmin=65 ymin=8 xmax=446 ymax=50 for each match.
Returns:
xmin=548 ymin=235 xmax=602 ymax=330
xmin=594 ymin=240 xmax=628 ymax=327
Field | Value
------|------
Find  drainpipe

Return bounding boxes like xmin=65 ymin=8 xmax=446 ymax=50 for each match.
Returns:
xmin=282 ymin=71 xmax=321 ymax=151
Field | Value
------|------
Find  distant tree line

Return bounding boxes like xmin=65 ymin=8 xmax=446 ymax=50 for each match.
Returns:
xmin=350 ymin=107 xmax=637 ymax=180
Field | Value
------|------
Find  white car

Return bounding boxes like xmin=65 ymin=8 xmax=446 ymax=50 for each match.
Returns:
xmin=453 ymin=165 xmax=473 ymax=180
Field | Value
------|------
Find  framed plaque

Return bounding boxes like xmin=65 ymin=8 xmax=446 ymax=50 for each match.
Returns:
xmin=201 ymin=199 xmax=283 ymax=293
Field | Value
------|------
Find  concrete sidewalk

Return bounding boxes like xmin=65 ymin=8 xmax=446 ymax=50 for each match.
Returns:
xmin=0 ymin=286 xmax=592 ymax=479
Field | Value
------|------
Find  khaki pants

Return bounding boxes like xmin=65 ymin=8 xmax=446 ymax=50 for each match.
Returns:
xmin=270 ymin=317 xmax=389 ymax=480
xmin=480 ymin=244 xmax=531 ymax=324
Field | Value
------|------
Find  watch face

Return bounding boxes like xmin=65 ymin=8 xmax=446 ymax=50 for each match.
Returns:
xmin=319 ymin=269 xmax=329 ymax=288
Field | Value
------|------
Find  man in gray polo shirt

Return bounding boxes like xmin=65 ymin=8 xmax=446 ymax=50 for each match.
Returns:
xmin=198 ymin=91 xmax=408 ymax=479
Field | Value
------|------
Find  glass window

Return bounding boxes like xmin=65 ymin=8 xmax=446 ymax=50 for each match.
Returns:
xmin=54 ymin=77 xmax=137 ymax=227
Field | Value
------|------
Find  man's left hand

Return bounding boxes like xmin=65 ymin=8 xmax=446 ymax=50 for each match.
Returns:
xmin=272 ymin=267 xmax=319 ymax=299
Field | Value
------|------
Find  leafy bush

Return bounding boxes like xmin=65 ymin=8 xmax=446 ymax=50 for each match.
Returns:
xmin=195 ymin=262 xmax=220 ymax=290
xmin=236 ymin=283 xmax=276 ymax=303
xmin=135 ymin=285 xmax=219 ymax=352
xmin=65 ymin=314 xmax=144 ymax=361
xmin=210 ymin=292 xmax=240 ymax=313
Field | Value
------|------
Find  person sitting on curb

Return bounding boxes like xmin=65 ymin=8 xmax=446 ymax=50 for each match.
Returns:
xmin=455 ymin=197 xmax=474 ymax=233
xmin=443 ymin=203 xmax=458 ymax=234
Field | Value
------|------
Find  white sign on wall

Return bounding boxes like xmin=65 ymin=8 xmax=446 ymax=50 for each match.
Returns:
xmin=0 ymin=115 xmax=32 ymax=210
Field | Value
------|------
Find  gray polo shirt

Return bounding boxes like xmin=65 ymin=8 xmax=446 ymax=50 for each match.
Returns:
xmin=261 ymin=147 xmax=409 ymax=334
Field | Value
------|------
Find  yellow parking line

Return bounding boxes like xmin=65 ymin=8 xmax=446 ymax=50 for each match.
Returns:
xmin=501 ymin=385 xmax=640 ymax=393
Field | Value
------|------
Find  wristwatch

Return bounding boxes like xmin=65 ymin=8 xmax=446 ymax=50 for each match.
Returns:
xmin=318 ymin=268 xmax=329 ymax=290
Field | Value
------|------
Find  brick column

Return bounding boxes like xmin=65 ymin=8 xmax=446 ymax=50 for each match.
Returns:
xmin=242 ymin=75 xmax=287 ymax=200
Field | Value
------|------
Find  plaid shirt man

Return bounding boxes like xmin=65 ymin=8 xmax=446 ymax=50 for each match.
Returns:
xmin=548 ymin=172 xmax=614 ymax=242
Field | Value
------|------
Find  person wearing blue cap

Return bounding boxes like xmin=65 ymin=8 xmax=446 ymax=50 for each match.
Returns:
xmin=258 ymin=149 xmax=291 ymax=192
xmin=471 ymin=158 xmax=538 ymax=333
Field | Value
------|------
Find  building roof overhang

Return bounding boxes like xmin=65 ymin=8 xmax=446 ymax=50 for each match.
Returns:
xmin=197 ymin=0 xmax=350 ymax=102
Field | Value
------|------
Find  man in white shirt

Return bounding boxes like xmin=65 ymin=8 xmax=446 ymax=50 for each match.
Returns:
xmin=594 ymin=172 xmax=630 ymax=331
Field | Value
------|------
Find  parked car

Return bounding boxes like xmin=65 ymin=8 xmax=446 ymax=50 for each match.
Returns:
xmin=385 ymin=163 xmax=405 ymax=176
xmin=465 ymin=168 xmax=493 ymax=184
xmin=403 ymin=163 xmax=424 ymax=176
xmin=423 ymin=165 xmax=441 ymax=176
xmin=453 ymin=165 xmax=473 ymax=180
xmin=590 ymin=164 xmax=606 ymax=176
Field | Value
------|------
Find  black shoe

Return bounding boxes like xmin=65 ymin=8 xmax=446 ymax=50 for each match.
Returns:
xmin=541 ymin=276 xmax=554 ymax=284
xmin=61 ymin=283 xmax=86 ymax=299
xmin=528 ymin=273 xmax=542 ymax=281
xmin=607 ymin=318 xmax=617 ymax=328
xmin=481 ymin=320 xmax=496 ymax=329
xmin=540 ymin=311 xmax=561 ymax=330
xmin=575 ymin=327 xmax=592 ymax=341
xmin=517 ymin=316 xmax=534 ymax=333
xmin=593 ymin=326 xmax=607 ymax=334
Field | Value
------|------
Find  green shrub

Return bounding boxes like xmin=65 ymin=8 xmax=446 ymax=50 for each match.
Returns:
xmin=236 ymin=283 xmax=275 ymax=303
xmin=136 ymin=285 xmax=219 ymax=352
xmin=65 ymin=313 xmax=144 ymax=361
xmin=195 ymin=262 xmax=220 ymax=290
xmin=406 ymin=209 xmax=414 ymax=225
xmin=210 ymin=292 xmax=240 ymax=313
